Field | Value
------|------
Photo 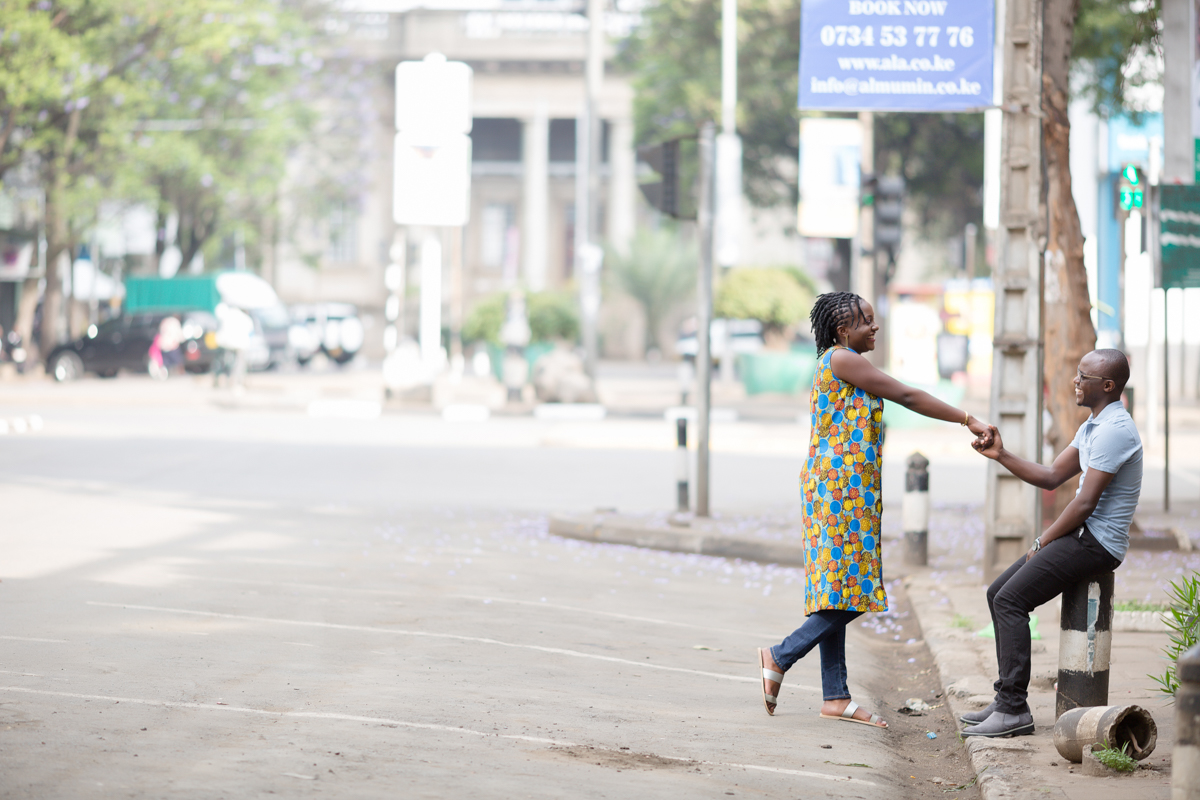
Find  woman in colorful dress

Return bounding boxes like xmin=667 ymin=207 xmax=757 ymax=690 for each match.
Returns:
xmin=757 ymin=291 xmax=992 ymax=727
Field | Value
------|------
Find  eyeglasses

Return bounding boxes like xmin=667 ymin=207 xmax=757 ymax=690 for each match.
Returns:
xmin=1076 ymin=370 xmax=1107 ymax=382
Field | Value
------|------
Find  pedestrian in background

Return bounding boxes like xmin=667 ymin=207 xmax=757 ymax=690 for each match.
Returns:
xmin=214 ymin=304 xmax=253 ymax=391
xmin=758 ymin=291 xmax=993 ymax=728
xmin=966 ymin=349 xmax=1141 ymax=738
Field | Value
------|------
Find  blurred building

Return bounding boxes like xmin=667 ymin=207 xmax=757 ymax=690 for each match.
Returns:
xmin=274 ymin=1 xmax=642 ymax=323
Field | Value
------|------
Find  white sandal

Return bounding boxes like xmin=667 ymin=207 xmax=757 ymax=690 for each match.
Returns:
xmin=819 ymin=699 xmax=887 ymax=728
xmin=758 ymin=648 xmax=783 ymax=716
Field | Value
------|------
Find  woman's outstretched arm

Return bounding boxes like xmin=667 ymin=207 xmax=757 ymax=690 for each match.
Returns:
xmin=830 ymin=348 xmax=990 ymax=438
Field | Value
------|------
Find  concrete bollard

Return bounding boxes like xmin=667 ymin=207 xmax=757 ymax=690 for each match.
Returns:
xmin=902 ymin=452 xmax=929 ymax=566
xmin=676 ymin=418 xmax=689 ymax=512
xmin=1056 ymin=570 xmax=1115 ymax=719
xmin=1173 ymin=644 xmax=1200 ymax=798
xmin=1053 ymin=704 xmax=1157 ymax=763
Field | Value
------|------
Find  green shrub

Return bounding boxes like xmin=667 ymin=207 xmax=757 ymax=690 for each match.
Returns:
xmin=1092 ymin=741 xmax=1138 ymax=772
xmin=606 ymin=228 xmax=697 ymax=355
xmin=528 ymin=291 xmax=580 ymax=343
xmin=1150 ymin=572 xmax=1200 ymax=699
xmin=463 ymin=291 xmax=580 ymax=346
xmin=714 ymin=267 xmax=813 ymax=349
xmin=463 ymin=293 xmax=506 ymax=345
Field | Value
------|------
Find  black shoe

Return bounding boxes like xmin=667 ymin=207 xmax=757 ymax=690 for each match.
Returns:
xmin=960 ymin=710 xmax=1035 ymax=738
xmin=958 ymin=702 xmax=996 ymax=726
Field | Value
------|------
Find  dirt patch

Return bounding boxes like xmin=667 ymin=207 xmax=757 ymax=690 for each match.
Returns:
xmin=850 ymin=579 xmax=984 ymax=800
xmin=549 ymin=744 xmax=699 ymax=772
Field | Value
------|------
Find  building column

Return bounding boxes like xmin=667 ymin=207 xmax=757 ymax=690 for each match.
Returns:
xmin=522 ymin=108 xmax=550 ymax=291
xmin=609 ymin=117 xmax=636 ymax=254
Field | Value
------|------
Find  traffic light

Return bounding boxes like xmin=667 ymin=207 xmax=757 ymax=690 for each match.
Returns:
xmin=874 ymin=175 xmax=905 ymax=264
xmin=1118 ymin=163 xmax=1144 ymax=212
xmin=638 ymin=136 xmax=698 ymax=220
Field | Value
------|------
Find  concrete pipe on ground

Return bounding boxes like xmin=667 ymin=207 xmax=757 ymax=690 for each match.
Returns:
xmin=1052 ymin=704 xmax=1157 ymax=763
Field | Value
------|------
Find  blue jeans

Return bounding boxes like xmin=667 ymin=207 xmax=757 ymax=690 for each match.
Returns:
xmin=770 ymin=610 xmax=865 ymax=701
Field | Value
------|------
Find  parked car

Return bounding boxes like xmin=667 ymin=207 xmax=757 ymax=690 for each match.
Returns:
xmin=246 ymin=303 xmax=293 ymax=371
xmin=289 ymin=303 xmax=364 ymax=365
xmin=46 ymin=311 xmax=218 ymax=381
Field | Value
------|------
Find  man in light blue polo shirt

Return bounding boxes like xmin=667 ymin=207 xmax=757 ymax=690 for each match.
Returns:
xmin=962 ymin=349 xmax=1143 ymax=738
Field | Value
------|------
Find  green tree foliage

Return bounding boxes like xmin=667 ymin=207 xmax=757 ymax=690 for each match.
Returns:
xmin=605 ymin=228 xmax=697 ymax=354
xmin=1074 ymin=0 xmax=1162 ymax=118
xmin=624 ymin=0 xmax=1160 ymax=247
xmin=623 ymin=0 xmax=800 ymax=207
xmin=714 ymin=267 xmax=812 ymax=348
xmin=0 ymin=1 xmax=357 ymax=351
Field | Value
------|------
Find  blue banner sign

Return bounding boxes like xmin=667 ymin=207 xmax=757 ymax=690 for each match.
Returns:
xmin=799 ymin=0 xmax=995 ymax=112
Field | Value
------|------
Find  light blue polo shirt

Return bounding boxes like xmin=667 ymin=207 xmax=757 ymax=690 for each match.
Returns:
xmin=1070 ymin=400 xmax=1143 ymax=561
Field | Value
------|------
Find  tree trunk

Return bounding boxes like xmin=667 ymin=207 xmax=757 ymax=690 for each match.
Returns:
xmin=39 ymin=106 xmax=82 ymax=356
xmin=1042 ymin=0 xmax=1096 ymax=520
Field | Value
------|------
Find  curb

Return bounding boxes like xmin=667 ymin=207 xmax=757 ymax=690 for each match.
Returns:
xmin=904 ymin=572 xmax=1045 ymax=800
xmin=547 ymin=513 xmax=807 ymax=566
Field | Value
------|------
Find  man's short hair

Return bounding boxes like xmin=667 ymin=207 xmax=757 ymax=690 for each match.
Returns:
xmin=1091 ymin=349 xmax=1130 ymax=394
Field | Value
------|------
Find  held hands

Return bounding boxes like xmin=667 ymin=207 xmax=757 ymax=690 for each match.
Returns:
xmin=964 ymin=415 xmax=996 ymax=452
xmin=972 ymin=424 xmax=1003 ymax=460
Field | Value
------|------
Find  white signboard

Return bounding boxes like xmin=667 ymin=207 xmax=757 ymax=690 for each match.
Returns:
xmin=395 ymin=53 xmax=473 ymax=144
xmin=393 ymin=133 xmax=472 ymax=227
xmin=798 ymin=118 xmax=862 ymax=238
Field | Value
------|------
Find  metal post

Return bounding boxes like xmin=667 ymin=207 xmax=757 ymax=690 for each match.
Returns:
xmin=676 ymin=417 xmax=689 ymax=512
xmin=1173 ymin=644 xmax=1200 ymax=799
xmin=1056 ymin=571 xmax=1115 ymax=719
xmin=984 ymin=0 xmax=1045 ymax=582
xmin=902 ymin=452 xmax=930 ymax=566
xmin=696 ymin=122 xmax=716 ymax=517
xmin=1166 ymin=288 xmax=1171 ymax=512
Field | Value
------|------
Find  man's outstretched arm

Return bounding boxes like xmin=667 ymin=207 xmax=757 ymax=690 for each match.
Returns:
xmin=973 ymin=425 xmax=1082 ymax=490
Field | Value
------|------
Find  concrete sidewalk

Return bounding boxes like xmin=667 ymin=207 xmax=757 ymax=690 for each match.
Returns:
xmin=549 ymin=504 xmax=1197 ymax=799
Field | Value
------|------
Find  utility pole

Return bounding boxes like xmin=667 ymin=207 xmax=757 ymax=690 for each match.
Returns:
xmin=578 ymin=0 xmax=605 ymax=378
xmin=983 ymin=0 xmax=1045 ymax=582
xmin=855 ymin=112 xmax=875 ymax=311
xmin=715 ymin=0 xmax=741 ymax=381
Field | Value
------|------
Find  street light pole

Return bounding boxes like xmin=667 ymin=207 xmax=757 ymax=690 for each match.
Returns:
xmin=696 ymin=122 xmax=716 ymax=517
xmin=579 ymin=0 xmax=605 ymax=378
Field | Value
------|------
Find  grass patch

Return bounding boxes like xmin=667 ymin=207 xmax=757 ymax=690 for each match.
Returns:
xmin=950 ymin=614 xmax=973 ymax=629
xmin=1092 ymin=741 xmax=1138 ymax=772
xmin=1114 ymin=599 xmax=1169 ymax=612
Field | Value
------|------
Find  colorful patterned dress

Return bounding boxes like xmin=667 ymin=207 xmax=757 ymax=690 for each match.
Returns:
xmin=801 ymin=345 xmax=888 ymax=614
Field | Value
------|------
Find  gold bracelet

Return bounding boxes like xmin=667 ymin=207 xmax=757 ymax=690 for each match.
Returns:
xmin=961 ymin=411 xmax=969 ymax=426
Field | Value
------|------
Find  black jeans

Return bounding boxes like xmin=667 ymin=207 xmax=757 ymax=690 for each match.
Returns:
xmin=985 ymin=525 xmax=1121 ymax=714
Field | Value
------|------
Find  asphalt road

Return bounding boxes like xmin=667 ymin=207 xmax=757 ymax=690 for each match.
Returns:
xmin=0 ymin=383 xmax=981 ymax=798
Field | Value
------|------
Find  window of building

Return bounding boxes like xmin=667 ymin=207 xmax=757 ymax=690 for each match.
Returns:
xmin=471 ymin=118 xmax=522 ymax=161
xmin=327 ymin=201 xmax=358 ymax=264
xmin=547 ymin=119 xmax=610 ymax=163
xmin=480 ymin=202 xmax=519 ymax=278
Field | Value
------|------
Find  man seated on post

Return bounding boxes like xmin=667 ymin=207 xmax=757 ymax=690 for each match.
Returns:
xmin=964 ymin=349 xmax=1143 ymax=738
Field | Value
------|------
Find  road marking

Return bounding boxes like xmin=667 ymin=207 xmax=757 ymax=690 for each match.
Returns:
xmin=0 ymin=670 xmax=41 ymax=677
xmin=86 ymin=601 xmax=817 ymax=691
xmin=178 ymin=574 xmax=779 ymax=639
xmin=0 ymin=686 xmax=875 ymax=787
xmin=0 ymin=635 xmax=67 ymax=643
xmin=453 ymin=595 xmax=780 ymax=639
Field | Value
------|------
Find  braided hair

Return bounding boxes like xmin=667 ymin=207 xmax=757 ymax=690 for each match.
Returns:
xmin=810 ymin=292 xmax=865 ymax=355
